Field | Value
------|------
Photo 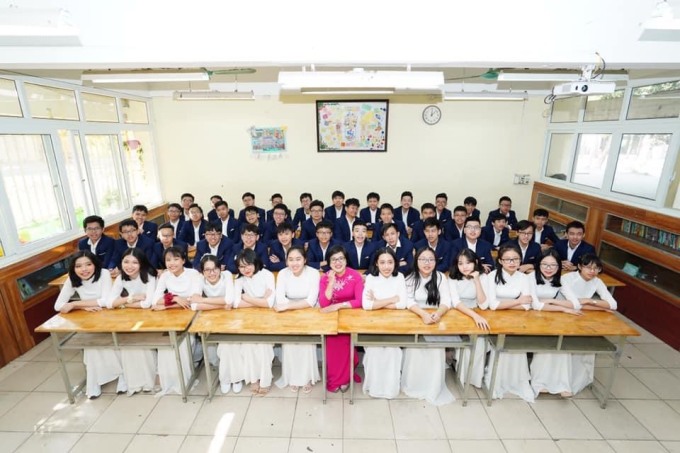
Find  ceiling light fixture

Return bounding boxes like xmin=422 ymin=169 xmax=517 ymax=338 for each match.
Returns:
xmin=444 ymin=91 xmax=528 ymax=101
xmin=172 ymin=90 xmax=254 ymax=101
xmin=82 ymin=70 xmax=209 ymax=84
xmin=497 ymin=71 xmax=628 ymax=82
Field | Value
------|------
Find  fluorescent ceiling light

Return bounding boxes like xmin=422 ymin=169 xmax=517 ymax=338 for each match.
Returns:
xmin=0 ymin=7 xmax=80 ymax=46
xmin=498 ymin=72 xmax=628 ymax=82
xmin=173 ymin=90 xmax=254 ymax=101
xmin=279 ymin=69 xmax=444 ymax=95
xmin=444 ymin=92 xmax=528 ymax=101
xmin=83 ymin=70 xmax=209 ymax=84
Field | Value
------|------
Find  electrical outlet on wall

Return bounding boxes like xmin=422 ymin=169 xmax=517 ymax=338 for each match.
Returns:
xmin=514 ymin=174 xmax=531 ymax=185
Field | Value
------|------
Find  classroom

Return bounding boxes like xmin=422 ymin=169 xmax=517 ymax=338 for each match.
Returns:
xmin=0 ymin=1 xmax=679 ymax=452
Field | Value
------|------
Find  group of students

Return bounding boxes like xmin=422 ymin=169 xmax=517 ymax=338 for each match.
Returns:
xmin=59 ymin=189 xmax=614 ymax=403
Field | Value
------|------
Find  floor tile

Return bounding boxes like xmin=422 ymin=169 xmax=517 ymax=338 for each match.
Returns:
xmin=0 ymin=391 xmax=28 ymax=418
xmin=0 ymin=362 xmax=60 ymax=392
xmin=291 ymin=397 xmax=343 ymax=439
xmin=188 ymin=396 xmax=249 ymax=437
xmin=88 ymin=394 xmax=158 ymax=433
xmin=232 ymin=436 xmax=290 ymax=453
xmin=0 ymin=392 xmax=66 ymax=432
xmin=0 ymin=431 xmax=32 ymax=452
xmin=0 ymin=361 xmax=28 ymax=382
xmin=438 ymin=400 xmax=497 ymax=439
xmin=138 ymin=395 xmax=203 ymax=435
xmin=628 ymin=368 xmax=680 ymax=399
xmin=14 ymin=432 xmax=81 ymax=453
xmin=448 ymin=439 xmax=506 ymax=453
xmin=124 ymin=434 xmax=185 ymax=453
xmin=40 ymin=394 xmax=114 ymax=432
xmin=30 ymin=345 xmax=80 ymax=363
xmin=69 ymin=432 xmax=133 ymax=453
xmin=396 ymin=439 xmax=451 ymax=453
xmin=33 ymin=362 xmax=85 ymax=393
xmin=239 ymin=397 xmax=296 ymax=438
xmin=633 ymin=343 xmax=680 ymax=368
xmin=666 ymin=399 xmax=680 ymax=415
xmin=595 ymin=368 xmax=657 ymax=400
xmin=617 ymin=344 xmax=662 ymax=368
xmin=619 ymin=400 xmax=680 ymax=441
xmin=574 ymin=400 xmax=653 ymax=440
xmin=389 ymin=400 xmax=446 ymax=440
xmin=179 ymin=435 xmax=237 ymax=453
xmin=606 ymin=440 xmax=668 ymax=452
xmin=662 ymin=441 xmax=680 ymax=453
xmin=530 ymin=399 xmax=600 ymax=439
xmin=502 ymin=439 xmax=560 ymax=453
xmin=13 ymin=341 xmax=51 ymax=362
xmin=669 ymin=368 xmax=680 ymax=380
xmin=343 ymin=399 xmax=394 ymax=439
xmin=484 ymin=400 xmax=549 ymax=439
xmin=555 ymin=439 xmax=615 ymax=453
xmin=343 ymin=439 xmax=397 ymax=453
xmin=289 ymin=437 xmax=342 ymax=453
xmin=625 ymin=327 xmax=662 ymax=344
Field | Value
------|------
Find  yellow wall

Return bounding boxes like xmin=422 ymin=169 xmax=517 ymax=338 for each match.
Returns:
xmin=151 ymin=96 xmax=548 ymax=219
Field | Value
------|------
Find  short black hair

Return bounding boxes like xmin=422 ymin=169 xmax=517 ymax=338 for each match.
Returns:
xmin=578 ymin=253 xmax=603 ymax=271
xmin=276 ymin=222 xmax=295 ymax=235
xmin=214 ymin=200 xmax=228 ymax=210
xmin=315 ymin=220 xmax=334 ymax=232
xmin=205 ymin=221 xmax=221 ymax=233
xmin=566 ymin=220 xmax=585 ymax=233
xmin=499 ymin=196 xmax=512 ymax=204
xmin=420 ymin=202 xmax=436 ymax=212
xmin=401 ymin=191 xmax=413 ymax=200
xmin=119 ymin=218 xmax=138 ymax=231
xmin=463 ymin=196 xmax=477 ymax=206
xmin=352 ymin=219 xmax=367 ymax=229
xmin=423 ymin=217 xmax=441 ymax=230
xmin=180 ymin=193 xmax=194 ymax=201
xmin=132 ymin=204 xmax=148 ymax=214
xmin=345 ymin=198 xmax=360 ymax=208
xmin=463 ymin=216 xmax=482 ymax=228
xmin=516 ymin=220 xmax=535 ymax=232
xmin=310 ymin=200 xmax=325 ymax=210
xmin=270 ymin=193 xmax=283 ymax=201
xmin=240 ymin=223 xmax=259 ymax=235
xmin=533 ymin=208 xmax=549 ymax=218
xmin=435 ymin=193 xmax=448 ymax=200
xmin=490 ymin=212 xmax=506 ymax=223
xmin=453 ymin=205 xmax=467 ymax=214
xmin=367 ymin=192 xmax=380 ymax=201
xmin=83 ymin=215 xmax=104 ymax=229
xmin=168 ymin=202 xmax=182 ymax=211
xmin=331 ymin=190 xmax=345 ymax=199
xmin=242 ymin=192 xmax=255 ymax=200
xmin=300 ymin=192 xmax=312 ymax=201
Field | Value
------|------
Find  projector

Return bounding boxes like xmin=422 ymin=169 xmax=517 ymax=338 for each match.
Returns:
xmin=552 ymin=81 xmax=616 ymax=96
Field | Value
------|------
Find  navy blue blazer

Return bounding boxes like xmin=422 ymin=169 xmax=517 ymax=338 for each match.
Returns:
xmin=324 ymin=205 xmax=345 ymax=224
xmin=216 ymin=217 xmax=240 ymax=241
xmin=78 ymin=234 xmax=115 ymax=269
xmin=237 ymin=207 xmax=266 ymax=224
xmin=291 ymin=207 xmax=309 ymax=230
xmin=394 ymin=207 xmax=420 ymax=228
xmin=409 ymin=220 xmax=430 ymax=244
xmin=444 ymin=224 xmax=465 ymax=242
xmin=376 ymin=238 xmax=414 ymax=274
xmin=344 ymin=241 xmax=377 ymax=271
xmin=300 ymin=218 xmax=323 ymax=243
xmin=534 ymin=225 xmax=561 ymax=245
xmin=227 ymin=242 xmax=269 ymax=274
xmin=468 ymin=208 xmax=481 ymax=219
xmin=414 ymin=238 xmax=451 ymax=273
xmin=333 ymin=217 xmax=357 ymax=243
xmin=481 ymin=225 xmax=510 ymax=249
xmin=139 ymin=221 xmax=158 ymax=241
xmin=306 ymin=239 xmax=340 ymax=271
xmin=359 ymin=207 xmax=380 ymax=230
xmin=262 ymin=221 xmax=287 ymax=243
xmin=208 ymin=208 xmax=235 ymax=223
xmin=555 ymin=239 xmax=596 ymax=266
xmin=374 ymin=219 xmax=409 ymax=241
xmin=109 ymin=235 xmax=155 ymax=269
xmin=436 ymin=208 xmax=452 ymax=228
xmin=178 ymin=220 xmax=208 ymax=246
xmin=508 ymin=239 xmax=542 ymax=266
xmin=151 ymin=240 xmax=191 ymax=269
xmin=485 ymin=209 xmax=519 ymax=230
xmin=266 ymin=238 xmax=303 ymax=272
xmin=192 ymin=236 xmax=234 ymax=270
xmin=169 ymin=218 xmax=186 ymax=238
xmin=449 ymin=238 xmax=494 ymax=269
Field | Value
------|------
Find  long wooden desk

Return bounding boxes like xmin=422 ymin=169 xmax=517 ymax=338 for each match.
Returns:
xmin=338 ymin=309 xmax=484 ymax=405
xmin=35 ymin=309 xmax=199 ymax=403
xmin=189 ymin=308 xmax=338 ymax=402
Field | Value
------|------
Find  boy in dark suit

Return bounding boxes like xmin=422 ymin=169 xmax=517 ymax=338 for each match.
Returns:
xmin=555 ymin=221 xmax=596 ymax=271
xmin=77 ymin=215 xmax=114 ymax=268
xmin=165 ymin=203 xmax=185 ymax=238
xmin=463 ymin=196 xmax=480 ymax=219
xmin=237 ymin=192 xmax=266 ymax=224
xmin=485 ymin=196 xmax=518 ymax=230
xmin=292 ymin=192 xmax=313 ymax=230
xmin=109 ymin=218 xmax=155 ymax=276
xmin=359 ymin=192 xmax=380 ymax=232
xmin=414 ymin=218 xmax=451 ymax=273
xmin=481 ymin=212 xmax=510 ymax=249
xmin=532 ymin=208 xmax=561 ymax=248
xmin=324 ymin=190 xmax=345 ymax=224
xmin=265 ymin=193 xmax=283 ymax=222
xmin=333 ymin=198 xmax=359 ymax=243
xmin=445 ymin=205 xmax=467 ymax=241
xmin=132 ymin=204 xmax=158 ymax=241
xmin=151 ymin=223 xmax=190 ymax=269
xmin=394 ymin=191 xmax=420 ymax=235
xmin=227 ymin=223 xmax=269 ymax=273
xmin=214 ymin=200 xmax=239 ymax=241
xmin=409 ymin=202 xmax=437 ymax=244
xmin=344 ymin=219 xmax=376 ymax=271
xmin=192 ymin=222 xmax=234 ymax=270
xmin=449 ymin=217 xmax=494 ymax=272
xmin=300 ymin=200 xmax=325 ymax=243
xmin=267 ymin=222 xmax=303 ymax=271
xmin=510 ymin=220 xmax=542 ymax=273
xmin=375 ymin=203 xmax=408 ymax=240
xmin=377 ymin=223 xmax=414 ymax=274
xmin=263 ymin=203 xmax=290 ymax=242
xmin=435 ymin=193 xmax=452 ymax=232
xmin=180 ymin=192 xmax=194 ymax=221
xmin=307 ymin=221 xmax=339 ymax=271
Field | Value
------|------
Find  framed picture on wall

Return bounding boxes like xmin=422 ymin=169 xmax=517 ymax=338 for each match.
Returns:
xmin=316 ymin=100 xmax=388 ymax=152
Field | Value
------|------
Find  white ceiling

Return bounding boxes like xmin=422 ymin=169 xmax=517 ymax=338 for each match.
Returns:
xmin=1 ymin=0 xmax=680 ymax=93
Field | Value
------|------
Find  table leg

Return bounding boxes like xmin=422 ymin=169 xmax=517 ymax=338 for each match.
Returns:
xmin=462 ymin=335 xmax=478 ymax=407
xmin=349 ymin=334 xmax=355 ymax=405
xmin=51 ymin=332 xmax=76 ymax=404
xmin=321 ymin=335 xmax=327 ymax=404
xmin=170 ymin=331 xmax=188 ymax=403
xmin=486 ymin=335 xmax=505 ymax=407
xmin=201 ymin=334 xmax=217 ymax=401
xmin=598 ymin=335 xmax=625 ymax=409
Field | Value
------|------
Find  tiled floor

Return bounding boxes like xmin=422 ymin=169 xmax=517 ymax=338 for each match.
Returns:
xmin=1 ymin=318 xmax=679 ymax=452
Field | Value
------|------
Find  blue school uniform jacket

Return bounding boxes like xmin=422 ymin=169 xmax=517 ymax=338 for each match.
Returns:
xmin=485 ymin=209 xmax=519 ymax=230
xmin=344 ymin=240 xmax=377 ymax=271
xmin=376 ymin=238 xmax=415 ymax=274
xmin=555 ymin=239 xmax=596 ymax=266
xmin=444 ymin=224 xmax=465 ymax=242
xmin=359 ymin=207 xmax=380 ymax=230
xmin=333 ymin=216 xmax=357 ymax=243
xmin=436 ymin=208 xmax=452 ymax=229
xmin=394 ymin=207 xmax=420 ymax=228
xmin=151 ymin=240 xmax=190 ymax=269
xmin=227 ymin=242 xmax=269 ymax=274
xmin=208 ymin=208 xmax=235 ymax=223
xmin=109 ymin=235 xmax=155 ymax=269
xmin=508 ymin=239 xmax=542 ymax=266
xmin=192 ymin=236 xmax=235 ymax=270
xmin=534 ymin=225 xmax=561 ymax=245
xmin=374 ymin=219 xmax=409 ymax=241
xmin=480 ymin=225 xmax=510 ymax=249
xmin=78 ymin=234 xmax=115 ymax=269
xmin=291 ymin=207 xmax=309 ymax=230
xmin=216 ymin=216 xmax=240 ymax=241
xmin=306 ymin=239 xmax=340 ymax=271
xmin=324 ymin=205 xmax=345 ymax=224
xmin=414 ymin=238 xmax=452 ymax=273
xmin=449 ymin=238 xmax=494 ymax=270
xmin=300 ymin=218 xmax=322 ymax=243
xmin=409 ymin=220 xmax=428 ymax=244
xmin=468 ymin=208 xmax=481 ymax=219
xmin=178 ymin=220 xmax=208 ymax=246
xmin=140 ymin=220 xmax=158 ymax=241
xmin=266 ymin=238 xmax=303 ymax=272
xmin=237 ymin=207 xmax=266 ymax=224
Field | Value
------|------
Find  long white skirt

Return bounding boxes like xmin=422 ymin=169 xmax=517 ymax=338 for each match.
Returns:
xmin=275 ymin=344 xmax=320 ymax=388
xmin=530 ymin=353 xmax=595 ymax=397
xmin=401 ymin=348 xmax=454 ymax=405
xmin=217 ymin=343 xmax=246 ymax=389
xmin=363 ymin=346 xmax=402 ymax=399
xmin=121 ymin=349 xmax=157 ymax=395
xmin=157 ymin=336 xmax=194 ymax=396
xmin=241 ymin=343 xmax=275 ymax=388
xmin=455 ymin=337 xmax=487 ymax=388
xmin=484 ymin=349 xmax=534 ymax=403
xmin=84 ymin=349 xmax=126 ymax=397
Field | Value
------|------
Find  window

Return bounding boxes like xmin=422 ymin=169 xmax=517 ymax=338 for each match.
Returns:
xmin=122 ymin=99 xmax=148 ymax=124
xmin=84 ymin=135 xmax=128 ymax=216
xmin=0 ymin=78 xmax=22 ymax=117
xmin=571 ymin=134 xmax=612 ymax=188
xmin=24 ymin=83 xmax=79 ymax=120
xmin=550 ymin=97 xmax=582 ymax=123
xmin=545 ymin=133 xmax=573 ymax=180
xmin=81 ymin=93 xmax=118 ymax=122
xmin=628 ymin=80 xmax=680 ymax=120
xmin=122 ymin=131 xmax=161 ymax=204
xmin=584 ymin=90 xmax=624 ymax=122
xmin=611 ymin=134 xmax=671 ymax=199
xmin=58 ymin=130 xmax=94 ymax=225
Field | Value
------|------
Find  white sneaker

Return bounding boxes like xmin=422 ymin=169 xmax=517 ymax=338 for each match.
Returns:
xmin=221 ymin=382 xmax=231 ymax=394
xmin=232 ymin=381 xmax=243 ymax=394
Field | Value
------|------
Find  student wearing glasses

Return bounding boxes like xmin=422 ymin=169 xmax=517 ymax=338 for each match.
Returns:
xmin=485 ymin=196 xmax=518 ymax=230
xmin=300 ymin=200 xmax=326 ymax=243
xmin=78 ymin=215 xmax=115 ymax=268
xmin=449 ymin=217 xmax=494 ymax=273
xmin=191 ymin=222 xmax=234 ymax=270
xmin=227 ymin=224 xmax=269 ymax=274
xmin=508 ymin=220 xmax=542 ymax=273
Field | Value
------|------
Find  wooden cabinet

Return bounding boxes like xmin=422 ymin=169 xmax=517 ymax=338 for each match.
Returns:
xmin=531 ymin=182 xmax=680 ymax=349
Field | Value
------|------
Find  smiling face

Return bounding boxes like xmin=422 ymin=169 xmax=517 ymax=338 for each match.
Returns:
xmin=120 ymin=225 xmax=139 ymax=246
xmin=382 ymin=226 xmax=399 ymax=248
xmin=181 ymin=196 xmax=194 ymax=210
xmin=376 ymin=252 xmax=395 ymax=278
xmin=453 ymin=210 xmax=467 ymax=227
xmin=424 ymin=225 xmax=440 ymax=244
xmin=435 ymin=197 xmax=447 ymax=212
xmin=380 ymin=207 xmax=394 ymax=224
xmin=286 ymin=249 xmax=305 ymax=276
xmin=367 ymin=197 xmax=379 ymax=210
xmin=74 ymin=256 xmax=95 ymax=280
xmin=457 ymin=255 xmax=476 ymax=277
xmin=202 ymin=260 xmax=221 ymax=284
xmin=216 ymin=204 xmax=229 ymax=220
xmin=316 ymin=227 xmax=332 ymax=246
xmin=245 ymin=210 xmax=259 ymax=225
xmin=167 ymin=206 xmax=181 ymax=221
xmin=346 ymin=204 xmax=358 ymax=218
xmin=165 ymin=253 xmax=185 ymax=275
xmin=301 ymin=196 xmax=311 ymax=210
xmin=241 ymin=231 xmax=258 ymax=248
xmin=578 ymin=263 xmax=601 ymax=282
xmin=567 ymin=227 xmax=585 ymax=248
xmin=84 ymin=221 xmax=103 ymax=243
xmin=121 ymin=254 xmax=141 ymax=279
xmin=159 ymin=227 xmax=174 ymax=248
xmin=499 ymin=249 xmax=521 ymax=274
xmin=238 ymin=259 xmax=255 ymax=278
xmin=272 ymin=208 xmax=286 ymax=225
xmin=329 ymin=251 xmax=347 ymax=274
xmin=132 ymin=210 xmax=147 ymax=226
xmin=352 ymin=225 xmax=367 ymax=244
xmin=539 ymin=255 xmax=559 ymax=279
xmin=416 ymin=249 xmax=436 ymax=277
xmin=464 ymin=221 xmax=481 ymax=240
xmin=517 ymin=225 xmax=534 ymax=247
xmin=277 ymin=229 xmax=294 ymax=247
xmin=401 ymin=195 xmax=412 ymax=210
xmin=189 ymin=207 xmax=203 ymax=223
xmin=205 ymin=230 xmax=221 ymax=247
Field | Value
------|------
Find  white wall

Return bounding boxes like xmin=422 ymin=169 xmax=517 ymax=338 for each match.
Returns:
xmin=151 ymin=96 xmax=549 ymax=219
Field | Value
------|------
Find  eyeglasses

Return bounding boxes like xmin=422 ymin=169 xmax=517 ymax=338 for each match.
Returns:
xmin=581 ymin=265 xmax=601 ymax=273
xmin=500 ymin=258 xmax=520 ymax=263
xmin=330 ymin=257 xmax=346 ymax=263
xmin=417 ymin=258 xmax=436 ymax=263
xmin=540 ymin=263 xmax=558 ymax=269
xmin=120 ymin=229 xmax=137 ymax=235
xmin=518 ymin=231 xmax=533 ymax=236
xmin=242 ymin=232 xmax=257 ymax=238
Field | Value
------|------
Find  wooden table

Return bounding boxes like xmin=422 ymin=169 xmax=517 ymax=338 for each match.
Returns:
xmin=479 ymin=310 xmax=639 ymax=408
xmin=35 ymin=309 xmax=199 ymax=403
xmin=189 ymin=308 xmax=338 ymax=401
xmin=600 ymin=273 xmax=626 ymax=294
xmin=338 ymin=309 xmax=486 ymax=405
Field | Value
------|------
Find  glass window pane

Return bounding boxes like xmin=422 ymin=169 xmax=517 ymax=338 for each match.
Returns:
xmin=0 ymin=78 xmax=22 ymax=117
xmin=81 ymin=92 xmax=118 ymax=122
xmin=84 ymin=135 xmax=128 ymax=216
xmin=122 ymin=131 xmax=161 ymax=204
xmin=122 ymin=99 xmax=148 ymax=124
xmin=611 ymin=134 xmax=671 ymax=200
xmin=58 ymin=130 xmax=93 ymax=224
xmin=584 ymin=89 xmax=624 ymax=122
xmin=24 ymin=83 xmax=79 ymax=120
xmin=664 ymin=151 xmax=680 ymax=210
xmin=550 ymin=96 xmax=582 ymax=123
xmin=571 ymin=133 xmax=612 ymax=188
xmin=0 ymin=135 xmax=68 ymax=243
xmin=545 ymin=133 xmax=573 ymax=180
xmin=628 ymin=80 xmax=680 ymax=120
